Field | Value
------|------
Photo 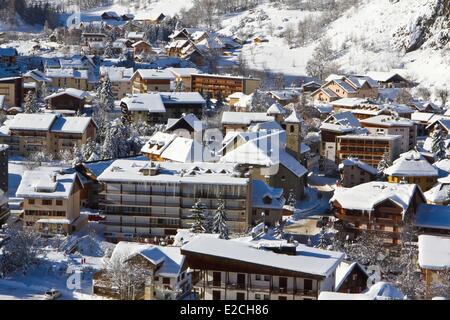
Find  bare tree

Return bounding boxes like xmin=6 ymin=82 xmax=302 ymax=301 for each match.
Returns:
xmin=417 ymin=87 xmax=431 ymax=101
xmin=306 ymin=37 xmax=340 ymax=80
xmin=435 ymin=88 xmax=449 ymax=108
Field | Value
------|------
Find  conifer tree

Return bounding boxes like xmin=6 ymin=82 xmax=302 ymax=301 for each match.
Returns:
xmin=213 ymin=198 xmax=229 ymax=239
xmin=190 ymin=199 xmax=207 ymax=233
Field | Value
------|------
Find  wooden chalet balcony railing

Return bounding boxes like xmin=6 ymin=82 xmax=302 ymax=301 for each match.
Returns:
xmin=335 ymin=212 xmax=402 ymax=226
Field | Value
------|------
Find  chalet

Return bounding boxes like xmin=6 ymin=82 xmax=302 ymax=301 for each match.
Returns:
xmin=165 ymin=113 xmax=202 ymax=138
xmin=0 ymin=114 xmax=96 ymax=156
xmin=121 ymin=92 xmax=205 ymax=124
xmin=131 ymin=69 xmax=175 ymax=93
xmin=0 ymin=48 xmax=18 ymax=68
xmin=101 ymin=11 xmax=120 ymax=21
xmin=121 ymin=14 xmax=135 ymax=21
xmin=87 ymin=41 xmax=105 ymax=56
xmin=425 ymin=118 xmax=450 ymax=136
xmin=23 ymin=69 xmax=52 ymax=94
xmin=44 ymin=88 xmax=90 ymax=113
xmin=331 ymin=181 xmax=426 ymax=244
xmin=0 ymin=76 xmax=23 ymax=108
xmin=414 ymin=204 xmax=450 ymax=236
xmin=408 ymin=100 xmax=441 ymax=113
xmin=335 ymin=261 xmax=369 ymax=294
xmin=312 ymin=76 xmax=379 ymax=103
xmin=365 ymin=71 xmax=410 ymax=88
xmin=45 ymin=68 xmax=94 ymax=91
xmin=418 ymin=235 xmax=450 ymax=297
xmin=221 ymin=111 xmax=274 ymax=133
xmin=424 ymin=176 xmax=450 ymax=205
xmin=301 ymin=81 xmax=322 ymax=93
xmin=132 ymin=41 xmax=156 ymax=56
xmin=81 ymin=33 xmax=107 ymax=45
xmin=190 ymin=74 xmax=261 ymax=98
xmin=253 ymin=35 xmax=268 ymax=43
xmin=251 ymin=179 xmax=286 ymax=227
xmin=134 ymin=12 xmax=166 ymax=25
xmin=181 ymin=235 xmax=344 ymax=300
xmin=227 ymin=92 xmax=246 ymax=107
xmin=16 ymin=171 xmax=87 ymax=235
xmin=93 ymin=241 xmax=191 ymax=300
xmin=384 ymin=150 xmax=438 ymax=192
xmin=335 ymin=134 xmax=401 ymax=167
xmin=100 ymin=66 xmax=133 ymax=100
xmin=268 ymin=90 xmax=301 ymax=106
xmin=360 ymin=115 xmax=417 ymax=154
xmin=127 ymin=32 xmax=146 ymax=43
xmin=338 ymin=157 xmax=378 ymax=188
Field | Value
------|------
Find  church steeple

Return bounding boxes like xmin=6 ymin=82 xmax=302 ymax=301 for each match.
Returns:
xmin=284 ymin=110 xmax=303 ymax=161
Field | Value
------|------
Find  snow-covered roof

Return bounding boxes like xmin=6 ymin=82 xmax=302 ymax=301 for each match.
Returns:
xmin=227 ymin=92 xmax=245 ymax=99
xmin=266 ymin=102 xmax=286 ymax=115
xmin=360 ymin=115 xmax=414 ymax=127
xmin=331 ymin=182 xmax=419 ymax=213
xmin=330 ymin=98 xmax=369 ymax=107
xmin=134 ymin=69 xmax=175 ymax=80
xmin=111 ymin=241 xmax=184 ymax=277
xmin=248 ymin=121 xmax=283 ymax=132
xmin=384 ymin=149 xmax=438 ymax=177
xmin=325 ymin=111 xmax=360 ymax=127
xmin=319 ymin=282 xmax=404 ymax=300
xmin=335 ymin=261 xmax=369 ymax=292
xmin=9 ymin=113 xmax=57 ymax=131
xmin=97 ymin=159 xmax=248 ymax=186
xmin=50 ymin=116 xmax=94 ymax=134
xmin=433 ymin=159 xmax=450 ymax=178
xmin=24 ymin=69 xmax=52 ymax=83
xmin=45 ymin=68 xmax=89 ymax=80
xmin=166 ymin=113 xmax=201 ymax=132
xmin=160 ymin=137 xmax=205 ymax=163
xmin=181 ymin=235 xmax=344 ymax=278
xmin=16 ymin=171 xmax=78 ymax=200
xmin=141 ymin=132 xmax=176 ymax=155
xmin=121 ymin=93 xmax=166 ymax=113
xmin=100 ymin=66 xmax=133 ymax=82
xmin=160 ymin=92 xmax=205 ymax=105
xmin=252 ymin=179 xmax=285 ymax=210
xmin=0 ymin=48 xmax=17 ymax=57
xmin=44 ymin=88 xmax=89 ymax=101
xmin=127 ymin=32 xmax=146 ymax=39
xmin=167 ymin=67 xmax=200 ymax=78
xmin=415 ymin=204 xmax=450 ymax=231
xmin=221 ymin=112 xmax=273 ymax=125
xmin=418 ymin=235 xmax=450 ymax=271
xmin=339 ymin=158 xmax=378 ymax=175
xmin=365 ymin=71 xmax=407 ymax=83
xmin=284 ymin=110 xmax=303 ymax=123
xmin=268 ymin=90 xmax=300 ymax=101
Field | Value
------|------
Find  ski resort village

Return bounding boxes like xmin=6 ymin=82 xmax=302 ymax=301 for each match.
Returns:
xmin=0 ymin=0 xmax=449 ymax=302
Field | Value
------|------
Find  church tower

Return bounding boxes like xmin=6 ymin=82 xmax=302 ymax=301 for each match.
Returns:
xmin=284 ymin=110 xmax=303 ymax=162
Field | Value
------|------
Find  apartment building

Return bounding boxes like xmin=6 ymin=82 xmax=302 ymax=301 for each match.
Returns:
xmin=167 ymin=68 xmax=200 ymax=91
xmin=336 ymin=134 xmax=401 ymax=167
xmin=338 ymin=157 xmax=378 ymax=188
xmin=181 ymin=236 xmax=344 ymax=300
xmin=0 ymin=114 xmax=96 ymax=156
xmin=360 ymin=115 xmax=417 ymax=154
xmin=190 ymin=74 xmax=261 ymax=97
xmin=44 ymin=88 xmax=90 ymax=113
xmin=16 ymin=171 xmax=87 ymax=235
xmin=332 ymin=182 xmax=425 ymax=244
xmin=97 ymin=160 xmax=252 ymax=241
xmin=93 ymin=241 xmax=191 ymax=300
xmin=45 ymin=68 xmax=94 ymax=91
xmin=0 ymin=76 xmax=23 ymax=108
xmin=131 ymin=69 xmax=175 ymax=93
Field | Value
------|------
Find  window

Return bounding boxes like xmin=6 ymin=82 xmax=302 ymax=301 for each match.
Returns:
xmin=236 ymin=292 xmax=245 ymax=300
xmin=255 ymin=275 xmax=261 ymax=281
xmin=255 ymin=294 xmax=261 ymax=300
xmin=154 ymin=276 xmax=159 ymax=282
xmin=304 ymin=279 xmax=313 ymax=291
xmin=56 ymin=200 xmax=63 ymax=206
xmin=264 ymin=275 xmax=270 ymax=281
xmin=263 ymin=295 xmax=270 ymax=300
xmin=42 ymin=200 xmax=52 ymax=205
xmin=212 ymin=290 xmax=221 ymax=300
xmin=162 ymin=277 xmax=170 ymax=285
xmin=28 ymin=199 xmax=35 ymax=205
xmin=290 ymin=125 xmax=294 ymax=133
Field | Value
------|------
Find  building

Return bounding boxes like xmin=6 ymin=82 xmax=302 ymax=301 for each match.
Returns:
xmin=360 ymin=115 xmax=417 ymax=154
xmin=97 ymin=160 xmax=252 ymax=241
xmin=331 ymin=182 xmax=425 ymax=244
xmin=93 ymin=241 xmax=191 ymax=300
xmin=0 ymin=144 xmax=8 ymax=194
xmin=418 ymin=234 xmax=450 ymax=297
xmin=319 ymin=282 xmax=404 ymax=300
xmin=134 ymin=12 xmax=166 ymax=25
xmin=0 ymin=77 xmax=23 ymax=108
xmin=251 ymin=179 xmax=286 ymax=226
xmin=16 ymin=171 xmax=87 ymax=235
xmin=181 ymin=235 xmax=344 ymax=300
xmin=0 ymin=188 xmax=9 ymax=224
xmin=336 ymin=134 xmax=401 ymax=167
xmin=100 ymin=67 xmax=133 ymax=100
xmin=45 ymin=68 xmax=93 ymax=91
xmin=423 ymin=176 xmax=450 ymax=205
xmin=190 ymin=74 xmax=260 ymax=98
xmin=335 ymin=261 xmax=369 ymax=293
xmin=364 ymin=71 xmax=410 ymax=88
xmin=0 ymin=48 xmax=18 ymax=68
xmin=221 ymin=112 xmax=274 ymax=133
xmin=414 ymin=204 xmax=450 ymax=236
xmin=312 ymin=76 xmax=379 ymax=103
xmin=132 ymin=41 xmax=156 ymax=56
xmin=81 ymin=33 xmax=107 ymax=45
xmin=131 ymin=69 xmax=175 ymax=93
xmin=121 ymin=92 xmax=205 ymax=124
xmin=0 ymin=114 xmax=97 ymax=156
xmin=23 ymin=69 xmax=52 ymax=95
xmin=338 ymin=157 xmax=378 ymax=188
xmin=384 ymin=150 xmax=438 ymax=192
xmin=44 ymin=88 xmax=90 ymax=113
xmin=167 ymin=68 xmax=200 ymax=92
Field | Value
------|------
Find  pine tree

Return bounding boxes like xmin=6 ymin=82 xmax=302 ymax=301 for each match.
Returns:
xmin=286 ymin=189 xmax=296 ymax=208
xmin=377 ymin=151 xmax=392 ymax=180
xmin=431 ymin=124 xmax=447 ymax=160
xmin=98 ymin=77 xmax=115 ymax=112
xmin=24 ymin=91 xmax=39 ymax=113
xmin=72 ymin=145 xmax=84 ymax=167
xmin=213 ymin=199 xmax=229 ymax=239
xmin=316 ymin=227 xmax=329 ymax=249
xmin=101 ymin=120 xmax=131 ymax=159
xmin=104 ymin=41 xmax=114 ymax=58
xmin=190 ymin=199 xmax=207 ymax=233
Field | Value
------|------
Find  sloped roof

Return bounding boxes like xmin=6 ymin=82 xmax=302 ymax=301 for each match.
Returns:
xmin=339 ymin=158 xmax=378 ymax=175
xmin=384 ymin=150 xmax=438 ymax=177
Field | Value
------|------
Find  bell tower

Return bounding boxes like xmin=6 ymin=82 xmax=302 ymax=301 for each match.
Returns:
xmin=284 ymin=110 xmax=303 ymax=162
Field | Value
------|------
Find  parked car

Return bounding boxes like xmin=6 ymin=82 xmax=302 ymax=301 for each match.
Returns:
xmin=44 ymin=289 xmax=61 ymax=300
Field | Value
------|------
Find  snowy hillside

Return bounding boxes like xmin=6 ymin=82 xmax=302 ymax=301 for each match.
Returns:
xmin=216 ymin=0 xmax=449 ymax=90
